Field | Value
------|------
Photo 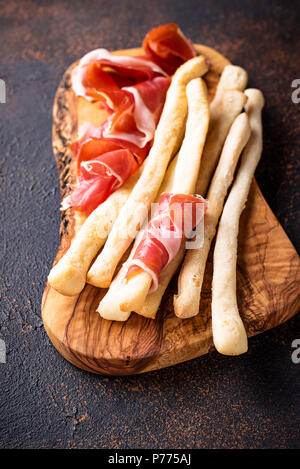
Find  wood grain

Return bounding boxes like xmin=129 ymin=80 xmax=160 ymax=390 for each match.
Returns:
xmin=41 ymin=45 xmax=300 ymax=375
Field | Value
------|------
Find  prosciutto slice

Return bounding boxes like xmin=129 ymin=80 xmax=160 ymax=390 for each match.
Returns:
xmin=64 ymin=76 xmax=169 ymax=214
xmin=66 ymin=24 xmax=196 ymax=215
xmin=71 ymin=133 xmax=149 ymax=171
xmin=102 ymin=77 xmax=170 ymax=149
xmin=71 ymin=48 xmax=167 ymax=101
xmin=72 ymin=74 xmax=170 ymax=151
xmin=62 ymin=148 xmax=138 ymax=215
xmin=126 ymin=193 xmax=208 ymax=292
xmin=72 ymin=24 xmax=196 ymax=100
xmin=143 ymin=23 xmax=197 ymax=75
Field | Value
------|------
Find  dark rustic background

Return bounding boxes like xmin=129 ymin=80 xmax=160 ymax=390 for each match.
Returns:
xmin=0 ymin=0 xmax=299 ymax=449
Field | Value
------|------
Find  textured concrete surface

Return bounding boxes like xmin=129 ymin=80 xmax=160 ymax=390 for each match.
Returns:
xmin=0 ymin=0 xmax=299 ymax=449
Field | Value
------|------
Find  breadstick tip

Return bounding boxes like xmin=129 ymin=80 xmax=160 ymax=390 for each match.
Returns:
xmin=48 ymin=262 xmax=86 ymax=296
xmin=221 ymin=65 xmax=248 ymax=91
xmin=213 ymin=314 xmax=248 ymax=355
xmin=244 ymin=88 xmax=265 ymax=110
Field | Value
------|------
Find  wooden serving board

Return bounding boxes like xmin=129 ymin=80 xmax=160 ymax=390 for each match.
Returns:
xmin=42 ymin=45 xmax=300 ymax=375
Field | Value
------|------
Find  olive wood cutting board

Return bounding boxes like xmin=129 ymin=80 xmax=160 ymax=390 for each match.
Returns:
xmin=41 ymin=45 xmax=300 ymax=375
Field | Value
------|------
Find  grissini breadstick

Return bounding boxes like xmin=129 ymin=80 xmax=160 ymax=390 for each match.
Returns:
xmin=171 ymin=80 xmax=209 ymax=193
xmin=174 ymin=112 xmax=251 ymax=318
xmin=212 ymin=89 xmax=264 ymax=355
xmin=47 ymin=165 xmax=143 ymax=296
xmin=87 ymin=56 xmax=209 ymax=288
xmin=97 ymin=153 xmax=180 ymax=321
xmin=97 ymin=78 xmax=209 ymax=320
xmin=210 ymin=65 xmax=248 ymax=117
xmin=207 ymin=65 xmax=248 ymax=141
xmin=196 ymin=89 xmax=247 ymax=195
xmin=139 ymin=67 xmax=248 ymax=319
xmin=118 ymin=78 xmax=210 ymax=314
xmin=195 ymin=65 xmax=248 ymax=197
xmin=140 ymin=243 xmax=186 ymax=318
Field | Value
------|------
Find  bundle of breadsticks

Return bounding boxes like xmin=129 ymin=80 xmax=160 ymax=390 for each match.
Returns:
xmin=48 ymin=56 xmax=264 ymax=356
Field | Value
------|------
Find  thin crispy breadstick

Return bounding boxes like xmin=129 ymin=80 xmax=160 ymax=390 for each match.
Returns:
xmin=157 ymin=153 xmax=178 ymax=194
xmin=212 ymin=89 xmax=264 ymax=355
xmin=97 ymin=78 xmax=209 ymax=320
xmin=171 ymin=80 xmax=209 ymax=193
xmin=97 ymin=153 xmax=180 ymax=320
xmin=174 ymin=112 xmax=251 ymax=318
xmin=196 ymin=90 xmax=247 ymax=196
xmin=87 ymin=56 xmax=209 ymax=288
xmin=195 ymin=65 xmax=248 ymax=196
xmin=119 ymin=78 xmax=209 ymax=314
xmin=210 ymin=65 xmax=248 ymax=114
xmin=47 ymin=165 xmax=143 ymax=296
xmin=220 ymin=64 xmax=248 ymax=90
xmin=140 ymin=243 xmax=186 ymax=318
xmin=139 ymin=66 xmax=248 ymax=319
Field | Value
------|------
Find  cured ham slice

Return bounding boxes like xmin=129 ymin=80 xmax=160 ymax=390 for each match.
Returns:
xmin=70 ymin=133 xmax=149 ymax=171
xmin=64 ymin=134 xmax=148 ymax=215
xmin=72 ymin=77 xmax=170 ymax=151
xmin=64 ymin=76 xmax=170 ymax=214
xmin=103 ymin=77 xmax=170 ymax=149
xmin=71 ymin=48 xmax=167 ymax=101
xmin=143 ymin=23 xmax=197 ymax=75
xmin=72 ymin=24 xmax=196 ymax=101
xmin=66 ymin=24 xmax=197 ymax=215
xmin=126 ymin=192 xmax=207 ymax=291
xmin=62 ymin=148 xmax=138 ymax=215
